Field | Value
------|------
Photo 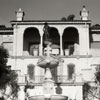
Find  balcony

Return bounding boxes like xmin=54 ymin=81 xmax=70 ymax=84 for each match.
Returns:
xmin=23 ymin=42 xmax=79 ymax=57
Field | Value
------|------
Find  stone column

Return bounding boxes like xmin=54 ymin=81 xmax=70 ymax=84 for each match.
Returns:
xmin=78 ymin=25 xmax=89 ymax=55
xmin=18 ymin=86 xmax=25 ymax=100
xmin=13 ymin=25 xmax=24 ymax=56
xmin=85 ymin=24 xmax=90 ymax=55
xmin=60 ymin=35 xmax=63 ymax=55
xmin=13 ymin=25 xmax=17 ymax=56
xmin=58 ymin=28 xmax=64 ymax=56
xmin=40 ymin=34 xmax=43 ymax=56
xmin=38 ymin=27 xmax=43 ymax=56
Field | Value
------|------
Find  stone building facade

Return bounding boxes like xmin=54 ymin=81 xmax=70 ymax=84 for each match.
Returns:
xmin=0 ymin=6 xmax=100 ymax=100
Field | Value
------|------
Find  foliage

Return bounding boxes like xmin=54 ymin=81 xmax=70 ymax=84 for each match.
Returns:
xmin=0 ymin=46 xmax=9 ymax=89
xmin=95 ymin=71 xmax=100 ymax=83
xmin=8 ymin=71 xmax=19 ymax=98
xmin=83 ymin=83 xmax=91 ymax=100
xmin=95 ymin=65 xmax=100 ymax=83
xmin=67 ymin=14 xmax=75 ymax=21
xmin=83 ymin=65 xmax=100 ymax=100
xmin=83 ymin=82 xmax=100 ymax=100
xmin=0 ymin=46 xmax=19 ymax=99
xmin=61 ymin=15 xmax=75 ymax=21
xmin=61 ymin=17 xmax=67 ymax=21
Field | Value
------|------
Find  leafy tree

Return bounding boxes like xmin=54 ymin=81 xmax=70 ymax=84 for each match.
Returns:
xmin=61 ymin=17 xmax=67 ymax=21
xmin=95 ymin=65 xmax=100 ymax=83
xmin=83 ymin=65 xmax=100 ymax=100
xmin=67 ymin=14 xmax=75 ymax=21
xmin=0 ymin=46 xmax=19 ymax=99
xmin=83 ymin=83 xmax=91 ymax=100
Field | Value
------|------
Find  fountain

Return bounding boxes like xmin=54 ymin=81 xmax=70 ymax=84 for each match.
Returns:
xmin=38 ymin=42 xmax=59 ymax=97
xmin=28 ymin=23 xmax=67 ymax=100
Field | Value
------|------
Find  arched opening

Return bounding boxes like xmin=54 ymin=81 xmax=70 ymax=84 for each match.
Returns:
xmin=43 ymin=27 xmax=60 ymax=55
xmin=49 ymin=27 xmax=60 ymax=45
xmin=67 ymin=63 xmax=75 ymax=80
xmin=27 ymin=64 xmax=35 ymax=81
xmin=23 ymin=27 xmax=40 ymax=56
xmin=63 ymin=27 xmax=79 ymax=56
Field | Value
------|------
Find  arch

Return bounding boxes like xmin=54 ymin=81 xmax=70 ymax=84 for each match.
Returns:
xmin=49 ymin=27 xmax=60 ymax=44
xmin=43 ymin=27 xmax=60 ymax=55
xmin=27 ymin=64 xmax=35 ymax=80
xmin=43 ymin=27 xmax=60 ymax=45
xmin=23 ymin=27 xmax=40 ymax=56
xmin=67 ymin=63 xmax=75 ymax=80
xmin=62 ymin=27 xmax=79 ymax=55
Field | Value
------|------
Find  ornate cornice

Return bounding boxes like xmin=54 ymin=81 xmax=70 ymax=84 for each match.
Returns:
xmin=10 ymin=20 xmax=91 ymax=26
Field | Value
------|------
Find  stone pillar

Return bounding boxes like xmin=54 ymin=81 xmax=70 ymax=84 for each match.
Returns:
xmin=13 ymin=25 xmax=24 ymax=56
xmin=60 ymin=35 xmax=63 ymax=55
xmin=18 ymin=86 xmax=25 ymax=100
xmin=13 ymin=25 xmax=17 ymax=56
xmin=78 ymin=25 xmax=89 ymax=55
xmin=58 ymin=27 xmax=64 ymax=56
xmin=76 ymin=85 xmax=83 ymax=100
xmin=85 ymin=25 xmax=90 ymax=55
xmin=40 ymin=34 xmax=43 ymax=56
xmin=43 ymin=67 xmax=54 ymax=96
xmin=58 ymin=28 xmax=64 ymax=56
xmin=38 ymin=27 xmax=43 ymax=56
xmin=17 ymin=27 xmax=24 ymax=56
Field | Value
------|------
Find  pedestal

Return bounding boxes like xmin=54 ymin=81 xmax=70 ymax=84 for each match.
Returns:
xmin=43 ymin=79 xmax=54 ymax=95
xmin=18 ymin=86 xmax=25 ymax=100
xmin=43 ymin=68 xmax=54 ymax=96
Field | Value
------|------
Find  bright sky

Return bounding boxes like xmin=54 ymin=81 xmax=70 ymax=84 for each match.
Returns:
xmin=0 ymin=0 xmax=100 ymax=26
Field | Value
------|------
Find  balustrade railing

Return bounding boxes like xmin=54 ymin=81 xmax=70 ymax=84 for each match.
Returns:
xmin=17 ymin=75 xmax=76 ymax=84
xmin=17 ymin=75 xmax=44 ymax=84
xmin=55 ymin=75 xmax=74 ymax=83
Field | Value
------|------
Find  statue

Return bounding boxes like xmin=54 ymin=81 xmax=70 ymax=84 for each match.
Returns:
xmin=80 ymin=5 xmax=89 ymax=20
xmin=16 ymin=8 xmax=25 ymax=21
xmin=44 ymin=42 xmax=52 ymax=56
xmin=43 ymin=23 xmax=51 ymax=45
xmin=43 ymin=22 xmax=52 ymax=55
